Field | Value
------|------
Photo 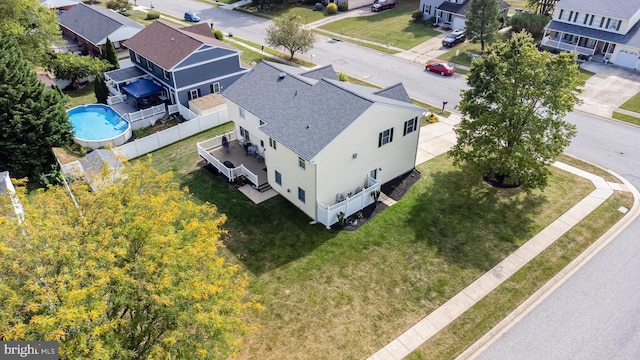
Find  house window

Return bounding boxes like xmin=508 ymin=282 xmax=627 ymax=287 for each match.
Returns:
xmin=210 ymin=82 xmax=221 ymax=93
xmin=605 ymin=18 xmax=611 ymax=29
xmin=298 ymin=187 xmax=305 ymax=203
xmin=573 ymin=12 xmax=578 ymax=22
xmin=260 ymin=139 xmax=264 ymax=148
xmin=163 ymin=69 xmax=170 ymax=80
xmin=568 ymin=11 xmax=573 ymax=22
xmin=403 ymin=117 xmax=418 ymax=136
xmin=583 ymin=14 xmax=588 ymax=24
xmin=298 ymin=157 xmax=305 ymax=169
xmin=423 ymin=4 xmax=431 ymax=14
xmin=275 ymin=170 xmax=282 ymax=186
xmin=146 ymin=59 xmax=154 ymax=70
xmin=589 ymin=15 xmax=594 ymax=26
xmin=188 ymin=89 xmax=201 ymax=100
xmin=239 ymin=126 xmax=245 ymax=137
xmin=269 ymin=137 xmax=277 ymax=149
xmin=134 ymin=52 xmax=140 ymax=63
xmin=616 ymin=21 xmax=621 ymax=31
xmin=558 ymin=9 xmax=563 ymax=20
xmin=599 ymin=17 xmax=605 ymax=28
xmin=239 ymin=107 xmax=245 ymax=119
xmin=378 ymin=128 xmax=394 ymax=147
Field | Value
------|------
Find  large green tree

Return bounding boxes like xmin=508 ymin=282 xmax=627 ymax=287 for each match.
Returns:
xmin=0 ymin=0 xmax=62 ymax=66
xmin=106 ymin=0 xmax=133 ymax=15
xmin=265 ymin=15 xmax=315 ymax=60
xmin=0 ymin=36 xmax=72 ymax=180
xmin=0 ymin=157 xmax=261 ymax=359
xmin=465 ymin=0 xmax=501 ymax=52
xmin=103 ymin=38 xmax=120 ymax=70
xmin=46 ymin=52 xmax=111 ymax=88
xmin=450 ymin=32 xmax=582 ymax=191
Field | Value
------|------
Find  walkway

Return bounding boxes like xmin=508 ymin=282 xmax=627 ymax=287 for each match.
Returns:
xmin=369 ymin=159 xmax=636 ymax=360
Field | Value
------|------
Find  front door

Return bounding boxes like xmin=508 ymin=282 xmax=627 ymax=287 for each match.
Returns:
xmin=370 ymin=168 xmax=378 ymax=180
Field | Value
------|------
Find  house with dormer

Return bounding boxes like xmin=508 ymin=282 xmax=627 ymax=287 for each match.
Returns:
xmin=419 ymin=0 xmax=510 ymax=30
xmin=112 ymin=20 xmax=249 ymax=108
xmin=58 ymin=3 xmax=143 ymax=56
xmin=541 ymin=0 xmax=640 ymax=69
xmin=197 ymin=62 xmax=425 ymax=228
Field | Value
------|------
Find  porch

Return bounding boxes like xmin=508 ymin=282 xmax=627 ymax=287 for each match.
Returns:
xmin=542 ymin=27 xmax=615 ymax=59
xmin=197 ymin=132 xmax=270 ymax=192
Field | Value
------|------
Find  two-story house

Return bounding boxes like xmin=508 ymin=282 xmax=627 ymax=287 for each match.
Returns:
xmin=198 ymin=61 xmax=425 ymax=228
xmin=58 ymin=3 xmax=143 ymax=57
xmin=541 ymin=0 xmax=640 ymax=69
xmin=111 ymin=20 xmax=249 ymax=108
xmin=419 ymin=0 xmax=510 ymax=30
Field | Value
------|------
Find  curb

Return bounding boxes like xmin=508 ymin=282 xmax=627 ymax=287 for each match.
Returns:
xmin=457 ymin=168 xmax=640 ymax=360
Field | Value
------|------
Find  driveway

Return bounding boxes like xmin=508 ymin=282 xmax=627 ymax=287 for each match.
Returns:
xmin=576 ymin=64 xmax=640 ymax=117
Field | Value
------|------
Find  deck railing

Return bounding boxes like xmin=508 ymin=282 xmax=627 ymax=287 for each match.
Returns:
xmin=196 ymin=133 xmax=260 ymax=187
xmin=315 ymin=175 xmax=381 ymax=228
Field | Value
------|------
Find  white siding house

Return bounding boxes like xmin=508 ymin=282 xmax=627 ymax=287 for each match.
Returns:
xmin=201 ymin=62 xmax=425 ymax=228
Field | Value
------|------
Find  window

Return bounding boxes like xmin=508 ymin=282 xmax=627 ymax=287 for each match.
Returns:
xmin=568 ymin=11 xmax=573 ymax=22
xmin=275 ymin=170 xmax=282 ymax=186
xmin=239 ymin=126 xmax=245 ymax=137
xmin=605 ymin=18 xmax=611 ymax=29
xmin=269 ymin=137 xmax=277 ymax=149
xmin=163 ymin=69 xmax=170 ymax=80
xmin=298 ymin=187 xmax=305 ymax=203
xmin=239 ymin=107 xmax=245 ymax=119
xmin=188 ymin=89 xmax=201 ymax=100
xmin=378 ymin=128 xmax=394 ymax=147
xmin=583 ymin=14 xmax=588 ymax=24
xmin=599 ymin=17 xmax=605 ymax=28
xmin=573 ymin=12 xmax=578 ymax=22
xmin=403 ymin=117 xmax=418 ymax=136
xmin=423 ymin=4 xmax=431 ymax=14
xmin=210 ymin=82 xmax=221 ymax=93
xmin=134 ymin=52 xmax=140 ymax=63
xmin=589 ymin=15 xmax=594 ymax=26
xmin=146 ymin=59 xmax=154 ymax=70
xmin=298 ymin=157 xmax=305 ymax=169
xmin=260 ymin=139 xmax=264 ymax=148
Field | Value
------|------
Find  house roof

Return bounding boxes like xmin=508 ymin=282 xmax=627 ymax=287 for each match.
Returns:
xmin=58 ymin=3 xmax=143 ymax=46
xmin=437 ymin=0 xmax=510 ymax=16
xmin=124 ymin=21 xmax=238 ymax=71
xmin=190 ymin=93 xmax=226 ymax=110
xmin=546 ymin=19 xmax=640 ymax=48
xmin=41 ymin=0 xmax=79 ymax=9
xmin=556 ymin=0 xmax=640 ymax=21
xmin=104 ymin=66 xmax=145 ymax=83
xmin=222 ymin=62 xmax=423 ymax=161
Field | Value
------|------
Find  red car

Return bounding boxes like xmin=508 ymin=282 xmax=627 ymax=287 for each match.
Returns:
xmin=425 ymin=61 xmax=455 ymax=76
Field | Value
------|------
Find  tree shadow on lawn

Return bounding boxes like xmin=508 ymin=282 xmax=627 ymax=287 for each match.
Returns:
xmin=182 ymin=167 xmax=337 ymax=276
xmin=407 ymin=166 xmax=547 ymax=271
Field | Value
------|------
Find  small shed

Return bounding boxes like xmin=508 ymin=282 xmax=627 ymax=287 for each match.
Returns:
xmin=188 ymin=93 xmax=227 ymax=116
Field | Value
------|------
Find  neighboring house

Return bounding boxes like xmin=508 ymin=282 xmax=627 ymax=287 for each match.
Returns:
xmin=0 ymin=171 xmax=24 ymax=220
xmin=199 ymin=61 xmax=425 ymax=227
xmin=541 ymin=0 xmax=640 ymax=69
xmin=40 ymin=0 xmax=79 ymax=12
xmin=419 ymin=0 xmax=510 ymax=30
xmin=58 ymin=3 xmax=143 ymax=57
xmin=113 ymin=20 xmax=249 ymax=108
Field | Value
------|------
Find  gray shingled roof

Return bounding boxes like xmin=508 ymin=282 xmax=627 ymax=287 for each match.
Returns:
xmin=58 ymin=3 xmax=143 ymax=46
xmin=222 ymin=62 xmax=423 ymax=161
xmin=437 ymin=0 xmax=509 ymax=16
xmin=556 ymin=0 xmax=640 ymax=21
xmin=104 ymin=66 xmax=145 ymax=83
xmin=299 ymin=65 xmax=338 ymax=81
xmin=546 ymin=19 xmax=640 ymax=48
xmin=374 ymin=83 xmax=412 ymax=103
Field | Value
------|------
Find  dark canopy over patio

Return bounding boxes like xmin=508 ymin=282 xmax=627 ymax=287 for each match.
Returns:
xmin=122 ymin=79 xmax=162 ymax=99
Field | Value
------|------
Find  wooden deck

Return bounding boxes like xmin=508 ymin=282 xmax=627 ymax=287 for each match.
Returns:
xmin=208 ymin=139 xmax=269 ymax=189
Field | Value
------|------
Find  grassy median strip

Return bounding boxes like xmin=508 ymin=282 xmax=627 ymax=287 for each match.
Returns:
xmin=408 ymin=190 xmax=633 ymax=359
xmin=612 ymin=111 xmax=640 ymax=125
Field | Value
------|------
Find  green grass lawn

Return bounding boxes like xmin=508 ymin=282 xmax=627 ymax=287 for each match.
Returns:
xmin=259 ymin=4 xmax=326 ymax=25
xmin=64 ymin=84 xmax=96 ymax=109
xmin=229 ymin=37 xmax=316 ymax=67
xmin=578 ymin=68 xmax=596 ymax=83
xmin=140 ymin=127 xmax=631 ymax=359
xmin=619 ymin=91 xmax=640 ymax=113
xmin=319 ymin=1 xmax=440 ymax=50
xmin=613 ymin=111 xmax=640 ymax=126
xmin=438 ymin=42 xmax=483 ymax=67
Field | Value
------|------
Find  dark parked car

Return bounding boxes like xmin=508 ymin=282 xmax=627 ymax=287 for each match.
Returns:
xmin=184 ymin=11 xmax=200 ymax=22
xmin=442 ymin=29 xmax=466 ymax=47
xmin=425 ymin=61 xmax=456 ymax=76
xmin=371 ymin=0 xmax=395 ymax=12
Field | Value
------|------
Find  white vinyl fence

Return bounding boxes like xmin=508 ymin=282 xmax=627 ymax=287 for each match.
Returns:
xmin=315 ymin=176 xmax=381 ymax=228
xmin=113 ymin=107 xmax=229 ymax=160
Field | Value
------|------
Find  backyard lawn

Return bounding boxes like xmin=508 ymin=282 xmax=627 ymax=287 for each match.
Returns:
xmin=143 ymin=126 xmax=632 ymax=359
xmin=319 ymin=0 xmax=440 ymax=50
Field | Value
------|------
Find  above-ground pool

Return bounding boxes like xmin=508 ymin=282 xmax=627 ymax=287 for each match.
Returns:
xmin=67 ymin=104 xmax=132 ymax=149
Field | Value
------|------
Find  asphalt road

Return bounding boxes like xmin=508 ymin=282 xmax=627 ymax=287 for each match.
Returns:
xmin=473 ymin=112 xmax=640 ymax=360
xmin=146 ymin=1 xmax=640 ymax=357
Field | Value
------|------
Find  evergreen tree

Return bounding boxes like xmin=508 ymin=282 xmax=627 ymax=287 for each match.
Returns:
xmin=0 ymin=36 xmax=73 ymax=180
xmin=465 ymin=0 xmax=501 ymax=52
xmin=94 ymin=73 xmax=109 ymax=104
xmin=103 ymin=38 xmax=120 ymax=70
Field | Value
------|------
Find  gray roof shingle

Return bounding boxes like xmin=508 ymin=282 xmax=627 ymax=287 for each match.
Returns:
xmin=58 ymin=3 xmax=143 ymax=46
xmin=222 ymin=62 xmax=423 ymax=161
xmin=556 ymin=0 xmax=640 ymax=21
